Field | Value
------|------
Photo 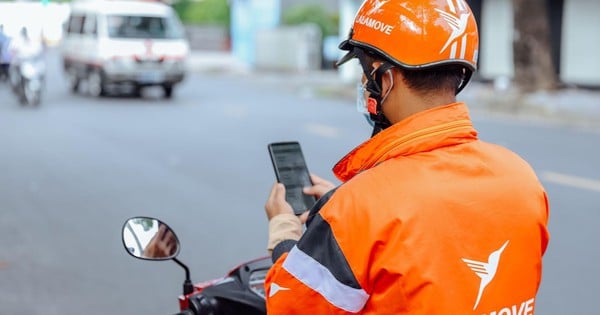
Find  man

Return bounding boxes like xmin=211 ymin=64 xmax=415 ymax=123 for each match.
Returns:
xmin=9 ymin=27 xmax=43 ymax=60
xmin=0 ymin=24 xmax=9 ymax=80
xmin=263 ymin=0 xmax=550 ymax=314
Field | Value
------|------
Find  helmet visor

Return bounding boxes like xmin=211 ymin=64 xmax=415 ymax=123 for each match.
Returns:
xmin=335 ymin=39 xmax=357 ymax=67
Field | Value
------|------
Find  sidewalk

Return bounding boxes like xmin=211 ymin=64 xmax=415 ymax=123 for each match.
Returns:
xmin=464 ymin=82 xmax=600 ymax=127
xmin=188 ymin=50 xmax=600 ymax=128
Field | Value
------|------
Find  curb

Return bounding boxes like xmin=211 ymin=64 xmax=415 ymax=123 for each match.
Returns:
xmin=459 ymin=83 xmax=600 ymax=128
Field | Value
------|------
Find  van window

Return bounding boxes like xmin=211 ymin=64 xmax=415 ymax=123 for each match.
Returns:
xmin=84 ymin=14 xmax=97 ymax=36
xmin=67 ymin=15 xmax=86 ymax=34
xmin=106 ymin=15 xmax=184 ymax=39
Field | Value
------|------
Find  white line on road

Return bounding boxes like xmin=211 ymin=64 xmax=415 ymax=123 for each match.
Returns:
xmin=542 ymin=171 xmax=600 ymax=193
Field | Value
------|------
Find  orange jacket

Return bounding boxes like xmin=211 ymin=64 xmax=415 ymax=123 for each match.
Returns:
xmin=265 ymin=103 xmax=550 ymax=314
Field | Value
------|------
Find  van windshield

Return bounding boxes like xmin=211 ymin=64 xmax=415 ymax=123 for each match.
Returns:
xmin=107 ymin=15 xmax=185 ymax=39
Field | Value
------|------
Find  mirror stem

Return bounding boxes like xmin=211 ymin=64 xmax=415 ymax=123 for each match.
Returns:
xmin=173 ymin=257 xmax=194 ymax=295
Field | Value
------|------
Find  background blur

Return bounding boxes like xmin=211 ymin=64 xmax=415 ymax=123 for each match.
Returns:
xmin=0 ymin=0 xmax=599 ymax=314
xmin=1 ymin=0 xmax=599 ymax=86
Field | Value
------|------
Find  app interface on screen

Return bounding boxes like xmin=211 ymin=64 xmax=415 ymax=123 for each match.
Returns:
xmin=272 ymin=143 xmax=315 ymax=212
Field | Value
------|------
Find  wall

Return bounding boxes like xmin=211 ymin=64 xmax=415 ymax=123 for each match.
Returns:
xmin=337 ymin=0 xmax=362 ymax=83
xmin=229 ymin=0 xmax=280 ymax=66
xmin=479 ymin=0 xmax=514 ymax=80
xmin=561 ymin=0 xmax=600 ymax=86
xmin=255 ymin=24 xmax=322 ymax=72
xmin=478 ymin=0 xmax=600 ymax=87
xmin=185 ymin=25 xmax=229 ymax=51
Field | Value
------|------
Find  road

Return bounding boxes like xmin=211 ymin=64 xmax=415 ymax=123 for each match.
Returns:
xmin=0 ymin=50 xmax=598 ymax=315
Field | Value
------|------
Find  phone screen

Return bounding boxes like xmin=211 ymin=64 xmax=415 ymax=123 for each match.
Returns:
xmin=268 ymin=142 xmax=316 ymax=215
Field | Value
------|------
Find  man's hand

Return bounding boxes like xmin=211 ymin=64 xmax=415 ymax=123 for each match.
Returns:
xmin=265 ymin=174 xmax=336 ymax=224
xmin=265 ymin=183 xmax=295 ymax=220
xmin=265 ymin=183 xmax=313 ymax=223
xmin=143 ymin=224 xmax=177 ymax=259
xmin=265 ymin=183 xmax=304 ymax=253
xmin=303 ymin=174 xmax=336 ymax=200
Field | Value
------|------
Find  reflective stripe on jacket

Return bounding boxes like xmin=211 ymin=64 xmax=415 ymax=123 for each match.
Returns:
xmin=265 ymin=102 xmax=550 ymax=314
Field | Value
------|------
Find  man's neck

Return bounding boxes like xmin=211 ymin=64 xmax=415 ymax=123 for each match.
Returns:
xmin=389 ymin=92 xmax=456 ymax=124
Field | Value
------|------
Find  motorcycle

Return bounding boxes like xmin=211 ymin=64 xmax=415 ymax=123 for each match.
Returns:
xmin=122 ymin=216 xmax=271 ymax=315
xmin=8 ymin=51 xmax=45 ymax=106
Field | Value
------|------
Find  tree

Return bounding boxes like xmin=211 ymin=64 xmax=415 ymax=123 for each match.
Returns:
xmin=512 ymin=0 xmax=557 ymax=92
xmin=173 ymin=0 xmax=230 ymax=27
xmin=282 ymin=4 xmax=339 ymax=37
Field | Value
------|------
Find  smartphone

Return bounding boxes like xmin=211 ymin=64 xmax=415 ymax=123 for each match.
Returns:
xmin=268 ymin=141 xmax=317 ymax=215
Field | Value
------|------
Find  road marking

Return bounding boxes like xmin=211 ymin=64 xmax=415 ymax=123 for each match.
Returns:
xmin=542 ymin=171 xmax=600 ymax=193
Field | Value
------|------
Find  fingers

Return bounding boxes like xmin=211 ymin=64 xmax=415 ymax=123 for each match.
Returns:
xmin=298 ymin=211 xmax=310 ymax=224
xmin=145 ymin=226 xmax=179 ymax=258
xmin=267 ymin=182 xmax=285 ymax=205
xmin=310 ymin=174 xmax=330 ymax=185
xmin=166 ymin=238 xmax=177 ymax=256
xmin=265 ymin=182 xmax=294 ymax=220
xmin=264 ymin=182 xmax=281 ymax=213
xmin=164 ymin=229 xmax=175 ymax=244
xmin=156 ymin=236 xmax=176 ymax=257
xmin=157 ymin=224 xmax=167 ymax=240
xmin=303 ymin=174 xmax=336 ymax=199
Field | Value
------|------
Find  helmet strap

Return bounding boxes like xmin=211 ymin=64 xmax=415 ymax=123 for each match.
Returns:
xmin=354 ymin=48 xmax=394 ymax=136
xmin=456 ymin=69 xmax=473 ymax=95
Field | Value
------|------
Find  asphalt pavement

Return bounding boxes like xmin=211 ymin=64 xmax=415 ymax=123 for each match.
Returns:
xmin=187 ymin=50 xmax=600 ymax=129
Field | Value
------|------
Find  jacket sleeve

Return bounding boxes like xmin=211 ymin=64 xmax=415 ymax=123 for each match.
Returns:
xmin=265 ymin=213 xmax=370 ymax=314
xmin=270 ymin=188 xmax=339 ymax=263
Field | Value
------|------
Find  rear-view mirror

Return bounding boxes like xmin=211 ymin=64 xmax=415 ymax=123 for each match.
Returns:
xmin=122 ymin=217 xmax=180 ymax=261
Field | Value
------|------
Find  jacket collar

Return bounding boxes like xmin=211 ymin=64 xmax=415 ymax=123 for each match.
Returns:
xmin=333 ymin=102 xmax=478 ymax=182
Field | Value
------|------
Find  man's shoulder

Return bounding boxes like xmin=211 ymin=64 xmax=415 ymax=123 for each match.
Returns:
xmin=476 ymin=140 xmax=540 ymax=178
xmin=478 ymin=140 xmax=529 ymax=161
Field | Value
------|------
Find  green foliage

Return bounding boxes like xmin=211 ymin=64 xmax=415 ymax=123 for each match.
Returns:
xmin=282 ymin=4 xmax=339 ymax=36
xmin=173 ymin=0 xmax=230 ymax=26
xmin=133 ymin=218 xmax=155 ymax=232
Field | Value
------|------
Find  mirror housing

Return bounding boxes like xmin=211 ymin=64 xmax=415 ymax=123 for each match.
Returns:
xmin=122 ymin=217 xmax=181 ymax=261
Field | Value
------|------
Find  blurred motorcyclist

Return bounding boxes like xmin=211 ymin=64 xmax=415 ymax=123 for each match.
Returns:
xmin=8 ymin=27 xmax=43 ymax=61
xmin=0 ymin=24 xmax=10 ymax=80
xmin=6 ymin=26 xmax=46 ymax=105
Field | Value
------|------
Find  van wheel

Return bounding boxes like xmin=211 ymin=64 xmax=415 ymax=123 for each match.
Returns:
xmin=88 ymin=70 xmax=106 ymax=97
xmin=66 ymin=68 xmax=80 ymax=93
xmin=163 ymin=84 xmax=173 ymax=99
xmin=132 ymin=86 xmax=143 ymax=98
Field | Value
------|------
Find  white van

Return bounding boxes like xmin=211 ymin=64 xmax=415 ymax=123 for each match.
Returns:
xmin=61 ymin=0 xmax=190 ymax=98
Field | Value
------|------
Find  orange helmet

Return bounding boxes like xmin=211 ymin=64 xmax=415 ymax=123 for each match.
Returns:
xmin=337 ymin=0 xmax=479 ymax=72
